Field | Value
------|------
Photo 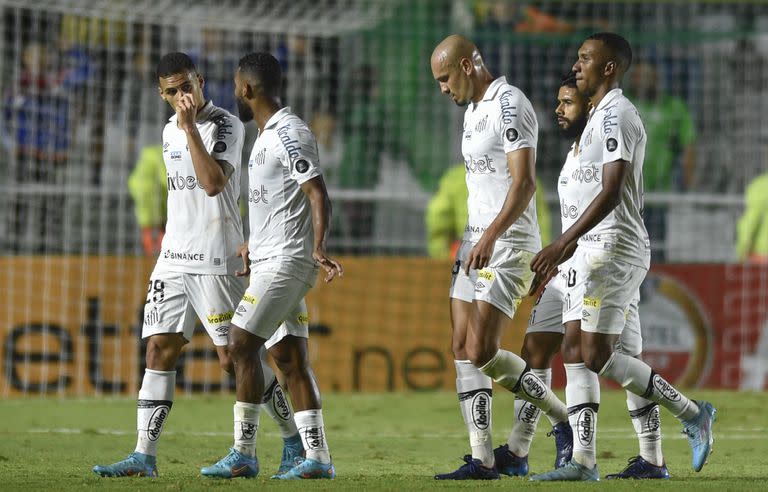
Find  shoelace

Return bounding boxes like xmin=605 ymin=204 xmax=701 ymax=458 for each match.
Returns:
xmin=682 ymin=424 xmax=702 ymax=446
xmin=621 ymin=456 xmax=642 ymax=471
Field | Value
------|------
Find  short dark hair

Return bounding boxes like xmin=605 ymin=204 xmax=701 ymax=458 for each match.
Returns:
xmin=156 ymin=52 xmax=196 ymax=79
xmin=586 ymin=32 xmax=633 ymax=73
xmin=560 ymin=70 xmax=578 ymax=89
xmin=238 ymin=52 xmax=282 ymax=98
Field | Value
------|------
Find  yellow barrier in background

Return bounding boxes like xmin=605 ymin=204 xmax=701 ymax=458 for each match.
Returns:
xmin=0 ymin=257 xmax=530 ymax=396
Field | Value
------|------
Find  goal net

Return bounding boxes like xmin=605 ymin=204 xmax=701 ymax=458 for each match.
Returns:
xmin=1 ymin=0 xmax=767 ymax=396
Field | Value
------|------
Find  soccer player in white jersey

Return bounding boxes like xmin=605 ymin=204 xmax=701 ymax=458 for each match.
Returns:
xmin=201 ymin=52 xmax=342 ymax=481
xmin=92 ymin=53 xmax=303 ymax=479
xmin=499 ymin=72 xmax=670 ymax=480
xmin=529 ymin=33 xmax=716 ymax=481
xmin=429 ymin=35 xmax=572 ymax=481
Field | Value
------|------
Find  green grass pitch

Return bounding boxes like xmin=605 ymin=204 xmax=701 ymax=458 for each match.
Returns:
xmin=0 ymin=390 xmax=766 ymax=490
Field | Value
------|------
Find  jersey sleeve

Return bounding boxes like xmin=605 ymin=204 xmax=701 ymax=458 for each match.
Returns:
xmin=599 ymin=106 xmax=640 ymax=165
xmin=496 ymin=90 xmax=537 ymax=154
xmin=210 ymin=114 xmax=244 ymax=177
xmin=277 ymin=125 xmax=322 ymax=185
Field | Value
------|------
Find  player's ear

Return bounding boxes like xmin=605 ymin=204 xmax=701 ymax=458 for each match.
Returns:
xmin=460 ymin=57 xmax=473 ymax=75
xmin=604 ymin=60 xmax=616 ymax=77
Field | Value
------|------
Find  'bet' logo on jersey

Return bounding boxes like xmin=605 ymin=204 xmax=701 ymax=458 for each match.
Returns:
xmin=167 ymin=172 xmax=203 ymax=191
xmin=464 ymin=154 xmax=496 ymax=174
xmin=248 ymin=185 xmax=269 ymax=204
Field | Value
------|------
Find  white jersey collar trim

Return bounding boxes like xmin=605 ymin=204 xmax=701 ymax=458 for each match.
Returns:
xmin=264 ymin=107 xmax=292 ymax=130
xmin=594 ymin=88 xmax=622 ymax=111
xmin=481 ymin=76 xmax=507 ymax=102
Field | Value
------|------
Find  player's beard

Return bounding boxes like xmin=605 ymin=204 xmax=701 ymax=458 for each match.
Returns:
xmin=558 ymin=116 xmax=587 ymax=140
xmin=236 ymin=97 xmax=254 ymax=122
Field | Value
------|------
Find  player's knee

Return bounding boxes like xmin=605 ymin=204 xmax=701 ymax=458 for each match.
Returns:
xmin=451 ymin=339 xmax=467 ymax=360
xmin=218 ymin=354 xmax=234 ymax=374
xmin=145 ymin=337 xmax=180 ymax=370
xmin=583 ymin=348 xmax=611 ymax=373
xmin=275 ymin=352 xmax=310 ymax=379
xmin=561 ymin=342 xmax=583 ymax=364
xmin=466 ymin=340 xmax=495 ymax=368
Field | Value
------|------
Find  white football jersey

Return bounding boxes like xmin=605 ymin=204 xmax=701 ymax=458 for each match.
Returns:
xmin=246 ymin=107 xmax=321 ymax=269
xmin=157 ymin=101 xmax=245 ymax=275
xmin=461 ymin=76 xmax=541 ymax=253
xmin=558 ymin=145 xmax=582 ymax=233
xmin=576 ymin=88 xmax=650 ymax=269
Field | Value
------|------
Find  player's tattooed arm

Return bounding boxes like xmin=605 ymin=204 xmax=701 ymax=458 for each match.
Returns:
xmin=531 ymin=159 xmax=628 ymax=276
xmin=176 ymin=93 xmax=229 ymax=196
xmin=300 ymin=175 xmax=343 ymax=283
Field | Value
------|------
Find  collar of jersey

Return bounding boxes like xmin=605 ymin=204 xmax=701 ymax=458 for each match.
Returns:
xmin=470 ymin=76 xmax=507 ymax=110
xmin=168 ymin=100 xmax=214 ymax=122
xmin=263 ymin=107 xmax=292 ymax=130
xmin=593 ymin=88 xmax=623 ymax=112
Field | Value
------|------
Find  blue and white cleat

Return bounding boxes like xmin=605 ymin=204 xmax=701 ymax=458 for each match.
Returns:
xmin=200 ymin=448 xmax=258 ymax=478
xmin=605 ymin=456 xmax=670 ymax=479
xmin=493 ymin=444 xmax=528 ymax=476
xmin=273 ymin=433 xmax=305 ymax=476
xmin=272 ymin=457 xmax=336 ymax=479
xmin=92 ymin=452 xmax=157 ymax=477
xmin=682 ymin=400 xmax=717 ymax=472
xmin=434 ymin=455 xmax=500 ymax=480
xmin=529 ymin=460 xmax=599 ymax=481
xmin=548 ymin=421 xmax=574 ymax=469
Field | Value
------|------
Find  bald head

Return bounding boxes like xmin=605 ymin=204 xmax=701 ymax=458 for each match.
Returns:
xmin=431 ymin=34 xmax=478 ymax=71
xmin=430 ymin=34 xmax=492 ymax=106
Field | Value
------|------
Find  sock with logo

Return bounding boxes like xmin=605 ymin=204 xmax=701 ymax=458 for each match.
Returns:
xmin=599 ymin=352 xmax=698 ymax=420
xmin=506 ymin=368 xmax=551 ymax=457
xmin=262 ymin=377 xmax=299 ymax=439
xmin=233 ymin=401 xmax=261 ymax=457
xmin=479 ymin=349 xmax=568 ymax=425
xmin=627 ymin=390 xmax=664 ymax=466
xmin=455 ymin=359 xmax=494 ymax=467
xmin=135 ymin=369 xmax=175 ymax=456
xmin=294 ymin=409 xmax=331 ymax=464
xmin=565 ymin=362 xmax=600 ymax=468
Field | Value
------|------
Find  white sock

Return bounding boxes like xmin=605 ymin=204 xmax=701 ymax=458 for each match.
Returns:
xmin=262 ymin=378 xmax=299 ymax=439
xmin=599 ymin=352 xmax=698 ymax=420
xmin=295 ymin=409 xmax=331 ymax=464
xmin=627 ymin=391 xmax=663 ymax=466
xmin=455 ymin=359 xmax=494 ymax=467
xmin=506 ymin=368 xmax=551 ymax=456
xmin=479 ymin=350 xmax=567 ymax=425
xmin=565 ymin=363 xmax=600 ymax=468
xmin=233 ymin=401 xmax=261 ymax=457
xmin=135 ymin=369 xmax=175 ymax=456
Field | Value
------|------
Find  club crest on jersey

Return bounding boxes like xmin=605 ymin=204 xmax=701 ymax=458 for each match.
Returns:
xmin=505 ymin=128 xmax=519 ymax=143
xmin=606 ymin=138 xmax=618 ymax=152
xmin=251 ymin=148 xmax=266 ymax=168
xmin=475 ymin=115 xmax=488 ymax=132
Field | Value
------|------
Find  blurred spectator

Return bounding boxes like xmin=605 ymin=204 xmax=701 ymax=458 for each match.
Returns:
xmin=2 ymin=42 xmax=71 ymax=252
xmin=472 ymin=1 xmax=574 ymax=34
xmin=337 ymin=64 xmax=392 ymax=252
xmin=629 ymin=61 xmax=696 ymax=192
xmin=127 ymin=145 xmax=167 ymax=256
xmin=736 ymin=171 xmax=768 ymax=263
xmin=425 ymin=163 xmax=552 ymax=260
xmin=627 ymin=60 xmax=696 ymax=262
xmin=310 ymin=111 xmax=342 ymax=186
